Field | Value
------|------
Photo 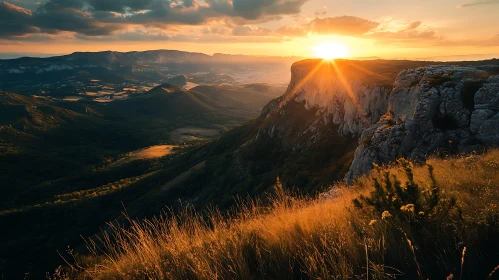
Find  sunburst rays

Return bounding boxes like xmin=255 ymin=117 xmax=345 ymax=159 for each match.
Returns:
xmin=277 ymin=59 xmax=370 ymax=125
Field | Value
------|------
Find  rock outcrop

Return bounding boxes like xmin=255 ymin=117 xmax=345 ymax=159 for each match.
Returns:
xmin=216 ymin=59 xmax=498 ymax=188
xmin=257 ymin=59 xmax=417 ymax=149
xmin=346 ymin=66 xmax=499 ymax=181
xmin=276 ymin=60 xmax=392 ymax=136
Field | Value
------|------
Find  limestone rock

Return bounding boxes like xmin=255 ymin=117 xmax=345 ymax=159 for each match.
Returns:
xmin=346 ymin=66 xmax=499 ymax=182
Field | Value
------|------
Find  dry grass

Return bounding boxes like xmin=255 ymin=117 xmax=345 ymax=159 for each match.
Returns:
xmin=64 ymin=150 xmax=499 ymax=280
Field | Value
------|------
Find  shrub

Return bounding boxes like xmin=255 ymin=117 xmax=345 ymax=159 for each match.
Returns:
xmin=428 ymin=74 xmax=455 ymax=87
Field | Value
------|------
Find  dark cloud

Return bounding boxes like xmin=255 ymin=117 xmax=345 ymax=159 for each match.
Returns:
xmin=8 ymin=0 xmax=42 ymax=10
xmin=34 ymin=3 xmax=122 ymax=36
xmin=87 ymin=0 xmax=156 ymax=12
xmin=457 ymin=1 xmax=499 ymax=8
xmin=232 ymin=0 xmax=307 ymax=20
xmin=0 ymin=0 xmax=311 ymax=39
xmin=0 ymin=2 xmax=468 ymax=48
xmin=0 ymin=1 xmax=39 ymax=37
xmin=309 ymin=16 xmax=380 ymax=36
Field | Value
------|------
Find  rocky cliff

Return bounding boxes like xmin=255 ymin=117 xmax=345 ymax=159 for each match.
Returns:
xmin=276 ymin=60 xmax=391 ymax=136
xmin=346 ymin=65 xmax=499 ymax=181
xmin=256 ymin=60 xmax=427 ymax=147
xmin=139 ymin=59 xmax=498 ymax=207
xmin=255 ymin=59 xmax=499 ymax=182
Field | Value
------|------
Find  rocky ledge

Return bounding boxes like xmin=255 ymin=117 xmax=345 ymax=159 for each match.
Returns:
xmin=346 ymin=66 xmax=499 ymax=181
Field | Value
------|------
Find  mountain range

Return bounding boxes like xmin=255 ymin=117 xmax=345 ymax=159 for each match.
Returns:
xmin=0 ymin=50 xmax=299 ymax=96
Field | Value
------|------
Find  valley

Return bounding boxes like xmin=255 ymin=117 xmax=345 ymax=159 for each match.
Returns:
xmin=0 ymin=64 xmax=286 ymax=278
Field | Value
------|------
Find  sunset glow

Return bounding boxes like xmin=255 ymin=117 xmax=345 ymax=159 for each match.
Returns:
xmin=313 ymin=42 xmax=349 ymax=60
xmin=0 ymin=0 xmax=497 ymax=60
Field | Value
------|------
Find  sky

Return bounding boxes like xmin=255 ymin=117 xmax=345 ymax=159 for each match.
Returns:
xmin=1 ymin=0 xmax=498 ymax=60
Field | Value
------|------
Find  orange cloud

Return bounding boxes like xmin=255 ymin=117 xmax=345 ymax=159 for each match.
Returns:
xmin=457 ymin=1 xmax=499 ymax=8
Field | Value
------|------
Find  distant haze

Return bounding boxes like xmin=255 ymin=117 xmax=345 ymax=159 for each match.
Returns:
xmin=0 ymin=53 xmax=65 ymax=60
xmin=1 ymin=51 xmax=497 ymax=62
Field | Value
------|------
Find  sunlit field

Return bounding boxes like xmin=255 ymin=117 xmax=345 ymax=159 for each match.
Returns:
xmin=63 ymin=150 xmax=499 ymax=280
xmin=127 ymin=145 xmax=178 ymax=160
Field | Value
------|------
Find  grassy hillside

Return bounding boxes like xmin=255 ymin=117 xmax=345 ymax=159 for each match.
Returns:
xmin=66 ymin=150 xmax=499 ymax=279
xmin=106 ymin=84 xmax=217 ymax=117
xmin=191 ymin=83 xmax=286 ymax=111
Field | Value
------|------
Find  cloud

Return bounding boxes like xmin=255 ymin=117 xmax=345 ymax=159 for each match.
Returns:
xmin=202 ymin=26 xmax=231 ymax=35
xmin=0 ymin=1 xmax=39 ymax=37
xmin=232 ymin=0 xmax=308 ymax=20
xmin=34 ymin=3 xmax=123 ymax=36
xmin=231 ymin=24 xmax=307 ymax=37
xmin=406 ymin=21 xmax=422 ymax=30
xmin=2 ymin=2 xmax=431 ymax=44
xmin=365 ymin=21 xmax=441 ymax=44
xmin=232 ymin=26 xmax=273 ymax=36
xmin=457 ymin=1 xmax=499 ymax=8
xmin=2 ymin=2 xmax=495 ymax=50
xmin=86 ymin=0 xmax=157 ymax=12
xmin=275 ymin=25 xmax=308 ymax=37
xmin=0 ymin=0 xmax=311 ymax=39
xmin=220 ymin=17 xmax=438 ymax=45
xmin=309 ymin=16 xmax=380 ymax=36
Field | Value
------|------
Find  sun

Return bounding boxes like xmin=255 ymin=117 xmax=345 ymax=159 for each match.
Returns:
xmin=313 ymin=42 xmax=349 ymax=60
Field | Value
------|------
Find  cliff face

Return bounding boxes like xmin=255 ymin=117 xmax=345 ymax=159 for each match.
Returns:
xmin=278 ymin=60 xmax=391 ymax=136
xmin=256 ymin=60 xmax=499 ymax=182
xmin=183 ymin=59 xmax=498 ymax=198
xmin=257 ymin=60 xmax=414 ymax=148
xmin=346 ymin=66 xmax=499 ymax=180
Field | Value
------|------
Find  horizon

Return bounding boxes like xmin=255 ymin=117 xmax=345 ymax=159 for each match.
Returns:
xmin=1 ymin=48 xmax=498 ymax=62
xmin=1 ymin=0 xmax=498 ymax=60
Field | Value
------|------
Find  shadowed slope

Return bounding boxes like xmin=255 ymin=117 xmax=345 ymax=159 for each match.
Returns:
xmin=105 ymin=84 xmax=217 ymax=117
